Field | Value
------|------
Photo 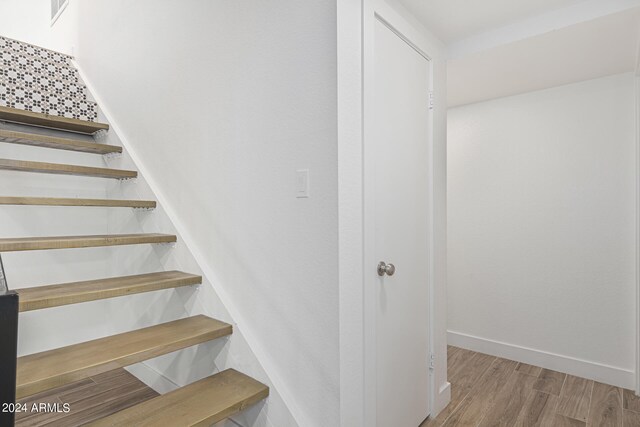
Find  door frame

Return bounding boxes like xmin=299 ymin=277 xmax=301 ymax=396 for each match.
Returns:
xmin=338 ymin=0 xmax=447 ymax=425
xmin=365 ymin=2 xmax=435 ymax=425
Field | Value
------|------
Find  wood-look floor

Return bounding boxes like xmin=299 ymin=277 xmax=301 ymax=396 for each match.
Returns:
xmin=13 ymin=346 xmax=639 ymax=426
xmin=422 ymin=346 xmax=640 ymax=427
xmin=15 ymin=368 xmax=158 ymax=426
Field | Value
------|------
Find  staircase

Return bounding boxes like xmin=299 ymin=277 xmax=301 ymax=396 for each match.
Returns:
xmin=0 ymin=36 xmax=268 ymax=426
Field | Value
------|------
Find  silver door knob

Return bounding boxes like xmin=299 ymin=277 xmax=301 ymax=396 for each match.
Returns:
xmin=377 ymin=261 xmax=396 ymax=277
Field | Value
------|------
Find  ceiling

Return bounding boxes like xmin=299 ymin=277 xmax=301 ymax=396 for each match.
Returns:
xmin=447 ymin=8 xmax=640 ymax=106
xmin=396 ymin=0 xmax=587 ymax=43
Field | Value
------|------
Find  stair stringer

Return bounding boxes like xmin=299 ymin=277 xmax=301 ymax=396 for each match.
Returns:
xmin=74 ymin=63 xmax=304 ymax=427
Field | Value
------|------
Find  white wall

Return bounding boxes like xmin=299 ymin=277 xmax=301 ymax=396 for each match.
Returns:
xmin=0 ymin=0 xmax=51 ymax=49
xmin=1 ymin=0 xmax=338 ymax=426
xmin=447 ymin=73 xmax=637 ymax=388
xmin=71 ymin=1 xmax=339 ymax=426
xmin=0 ymin=0 xmax=74 ymax=54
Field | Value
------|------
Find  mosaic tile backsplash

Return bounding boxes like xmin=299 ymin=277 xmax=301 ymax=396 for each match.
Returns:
xmin=0 ymin=36 xmax=98 ymax=122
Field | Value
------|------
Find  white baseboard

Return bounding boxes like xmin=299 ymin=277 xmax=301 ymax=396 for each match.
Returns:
xmin=433 ymin=381 xmax=451 ymax=416
xmin=439 ymin=381 xmax=451 ymax=397
xmin=448 ymin=330 xmax=635 ymax=389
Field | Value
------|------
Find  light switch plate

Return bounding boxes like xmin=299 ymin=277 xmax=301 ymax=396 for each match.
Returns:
xmin=296 ymin=169 xmax=309 ymax=198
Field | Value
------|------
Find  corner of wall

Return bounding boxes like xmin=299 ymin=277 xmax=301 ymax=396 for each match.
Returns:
xmin=448 ymin=331 xmax=635 ymax=389
xmin=337 ymin=0 xmax=366 ymax=425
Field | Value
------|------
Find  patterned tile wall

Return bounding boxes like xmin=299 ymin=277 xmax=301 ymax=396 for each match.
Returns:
xmin=0 ymin=36 xmax=98 ymax=122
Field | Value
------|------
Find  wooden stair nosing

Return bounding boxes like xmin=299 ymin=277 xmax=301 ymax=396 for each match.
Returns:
xmin=88 ymin=369 xmax=269 ymax=427
xmin=16 ymin=315 xmax=232 ymax=399
xmin=15 ymin=271 xmax=202 ymax=312
xmin=0 ymin=106 xmax=109 ymax=135
xmin=0 ymin=158 xmax=137 ymax=179
xmin=0 ymin=196 xmax=156 ymax=208
xmin=0 ymin=129 xmax=121 ymax=154
xmin=0 ymin=233 xmax=177 ymax=252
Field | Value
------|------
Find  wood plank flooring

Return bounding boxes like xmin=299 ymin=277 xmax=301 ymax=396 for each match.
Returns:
xmin=15 ymin=368 xmax=158 ymax=426
xmin=422 ymin=346 xmax=640 ymax=427
xmin=11 ymin=345 xmax=640 ymax=426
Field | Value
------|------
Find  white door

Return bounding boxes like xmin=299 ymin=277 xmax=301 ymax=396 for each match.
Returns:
xmin=373 ymin=17 xmax=431 ymax=427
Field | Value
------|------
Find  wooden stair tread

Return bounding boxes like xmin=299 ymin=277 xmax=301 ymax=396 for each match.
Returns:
xmin=0 ymin=106 xmax=109 ymax=135
xmin=0 ymin=129 xmax=121 ymax=154
xmin=16 ymin=315 xmax=232 ymax=398
xmin=0 ymin=158 xmax=137 ymax=179
xmin=16 ymin=271 xmax=202 ymax=312
xmin=0 ymin=233 xmax=176 ymax=252
xmin=89 ymin=369 xmax=269 ymax=427
xmin=0 ymin=196 xmax=155 ymax=208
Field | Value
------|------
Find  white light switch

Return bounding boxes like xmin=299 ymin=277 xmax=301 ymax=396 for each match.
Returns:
xmin=296 ymin=169 xmax=309 ymax=198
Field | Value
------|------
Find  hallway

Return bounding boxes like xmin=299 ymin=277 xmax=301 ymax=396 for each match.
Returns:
xmin=423 ymin=347 xmax=639 ymax=426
